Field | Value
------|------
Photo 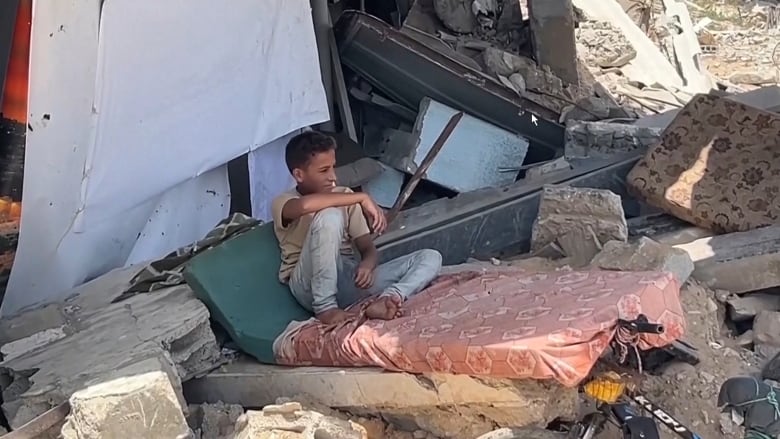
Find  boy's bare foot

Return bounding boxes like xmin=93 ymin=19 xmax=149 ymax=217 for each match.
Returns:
xmin=315 ymin=308 xmax=351 ymax=325
xmin=365 ymin=295 xmax=402 ymax=320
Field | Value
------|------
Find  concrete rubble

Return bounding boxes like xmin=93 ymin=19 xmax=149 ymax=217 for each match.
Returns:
xmin=564 ymin=120 xmax=663 ymax=159
xmin=60 ymin=357 xmax=191 ymax=439
xmin=590 ymin=236 xmax=694 ymax=284
xmin=234 ymin=402 xmax=366 ymax=439
xmin=531 ymin=185 xmax=627 ymax=266
xmin=184 ymin=361 xmax=578 ymax=439
xmin=0 ymin=283 xmax=221 ymax=430
xmin=674 ymin=224 xmax=780 ymax=294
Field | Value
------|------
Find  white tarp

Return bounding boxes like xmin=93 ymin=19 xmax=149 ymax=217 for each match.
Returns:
xmin=2 ymin=0 xmax=328 ymax=316
xmin=248 ymin=130 xmax=300 ymax=223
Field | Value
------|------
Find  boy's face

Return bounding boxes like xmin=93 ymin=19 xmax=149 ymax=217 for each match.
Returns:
xmin=292 ymin=149 xmax=337 ymax=194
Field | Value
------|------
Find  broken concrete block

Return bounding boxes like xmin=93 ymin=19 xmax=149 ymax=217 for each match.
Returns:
xmin=0 ymin=327 xmax=67 ymax=362
xmin=727 ymin=293 xmax=780 ymax=323
xmin=753 ymin=311 xmax=780 ymax=358
xmin=559 ymin=96 xmax=611 ymax=123
xmin=729 ymin=71 xmax=777 ymax=86
xmin=433 ymin=0 xmax=477 ymax=33
xmin=188 ymin=401 xmax=244 ymax=439
xmin=1 ymin=285 xmax=220 ymax=429
xmin=674 ymin=225 xmax=780 ymax=294
xmin=525 ymin=157 xmax=572 ymax=181
xmin=531 ymin=186 xmax=627 ymax=252
xmin=590 ymin=237 xmax=694 ymax=284
xmin=527 ymin=0 xmax=579 ymax=85
xmin=0 ymin=263 xmax=143 ymax=345
xmin=234 ymin=407 xmax=366 ymax=439
xmin=60 ymin=357 xmax=190 ymax=439
xmin=184 ymin=361 xmax=578 ymax=439
xmin=335 ymin=157 xmax=384 ymax=189
xmin=482 ymin=48 xmax=565 ymax=96
xmin=564 ymin=121 xmax=662 ymax=159
xmin=556 ymin=226 xmax=602 ymax=267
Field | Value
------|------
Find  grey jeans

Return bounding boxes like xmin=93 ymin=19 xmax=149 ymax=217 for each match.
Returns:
xmin=289 ymin=208 xmax=443 ymax=314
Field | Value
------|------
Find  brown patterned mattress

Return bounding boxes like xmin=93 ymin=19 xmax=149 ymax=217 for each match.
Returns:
xmin=273 ymin=269 xmax=685 ymax=387
xmin=628 ymin=94 xmax=780 ymax=233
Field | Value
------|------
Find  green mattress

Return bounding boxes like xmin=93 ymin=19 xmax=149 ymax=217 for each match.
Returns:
xmin=183 ymin=222 xmax=312 ymax=363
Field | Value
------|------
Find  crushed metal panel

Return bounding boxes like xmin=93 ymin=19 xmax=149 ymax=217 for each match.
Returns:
xmin=335 ymin=11 xmax=563 ymax=161
xmin=383 ymin=97 xmax=529 ymax=192
xmin=376 ymin=154 xmax=642 ymax=264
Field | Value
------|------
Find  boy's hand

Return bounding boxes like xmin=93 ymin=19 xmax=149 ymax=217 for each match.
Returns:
xmin=354 ymin=259 xmax=376 ymax=290
xmin=360 ymin=196 xmax=387 ymax=235
xmin=316 ymin=308 xmax=351 ymax=325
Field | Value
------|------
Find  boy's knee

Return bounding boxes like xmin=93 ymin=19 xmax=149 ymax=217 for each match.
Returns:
xmin=417 ymin=249 xmax=443 ymax=269
xmin=310 ymin=208 xmax=344 ymax=232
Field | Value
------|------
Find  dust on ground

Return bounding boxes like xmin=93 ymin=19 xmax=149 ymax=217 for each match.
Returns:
xmin=640 ymin=281 xmax=762 ymax=439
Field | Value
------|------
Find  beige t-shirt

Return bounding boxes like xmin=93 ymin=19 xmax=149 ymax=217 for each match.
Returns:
xmin=271 ymin=186 xmax=371 ymax=283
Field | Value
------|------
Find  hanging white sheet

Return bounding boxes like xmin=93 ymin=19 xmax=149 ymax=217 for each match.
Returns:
xmin=2 ymin=0 xmax=328 ymax=316
xmin=248 ymin=130 xmax=301 ymax=223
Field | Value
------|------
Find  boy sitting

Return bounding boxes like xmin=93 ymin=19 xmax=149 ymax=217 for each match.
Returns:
xmin=272 ymin=131 xmax=442 ymax=325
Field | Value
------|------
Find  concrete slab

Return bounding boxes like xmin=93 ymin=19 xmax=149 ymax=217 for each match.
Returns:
xmin=183 ymin=360 xmax=579 ymax=435
xmin=675 ymin=225 xmax=780 ymax=294
xmin=382 ymin=97 xmax=530 ymax=193
xmin=564 ymin=121 xmax=663 ymax=159
xmin=0 ymin=285 xmax=220 ymax=429
xmin=0 ymin=262 xmax=145 ymax=345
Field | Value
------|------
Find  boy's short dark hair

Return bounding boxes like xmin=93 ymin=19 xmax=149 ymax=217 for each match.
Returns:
xmin=285 ymin=131 xmax=337 ymax=172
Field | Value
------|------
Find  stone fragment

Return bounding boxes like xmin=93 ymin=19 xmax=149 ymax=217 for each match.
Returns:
xmin=674 ymin=225 xmax=780 ymax=294
xmin=0 ymin=327 xmax=67 ymax=361
xmin=727 ymin=293 xmax=780 ymax=322
xmin=1 ymin=285 xmax=221 ymax=429
xmin=753 ymin=311 xmax=780 ymax=358
xmin=590 ymin=237 xmax=694 ymax=284
xmin=556 ymin=226 xmax=602 ymax=268
xmin=233 ymin=407 xmax=366 ymax=439
xmin=0 ymin=263 xmax=142 ymax=345
xmin=531 ymin=186 xmax=627 ymax=252
xmin=559 ymin=96 xmax=611 ymax=123
xmin=60 ymin=357 xmax=190 ymax=439
xmin=433 ymin=0 xmax=477 ymax=33
xmin=188 ymin=402 xmax=244 ymax=439
xmin=482 ymin=48 xmax=565 ymax=95
xmin=525 ymin=157 xmax=572 ymax=182
xmin=729 ymin=71 xmax=777 ymax=85
xmin=564 ymin=121 xmax=663 ymax=159
xmin=735 ymin=330 xmax=754 ymax=349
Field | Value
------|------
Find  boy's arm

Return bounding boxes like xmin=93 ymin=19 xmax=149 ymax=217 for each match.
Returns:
xmin=355 ymin=235 xmax=378 ymax=265
xmin=281 ymin=192 xmax=367 ymax=225
xmin=353 ymin=234 xmax=378 ymax=289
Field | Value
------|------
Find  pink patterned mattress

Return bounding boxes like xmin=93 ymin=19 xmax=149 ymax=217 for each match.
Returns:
xmin=273 ymin=269 xmax=685 ymax=387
